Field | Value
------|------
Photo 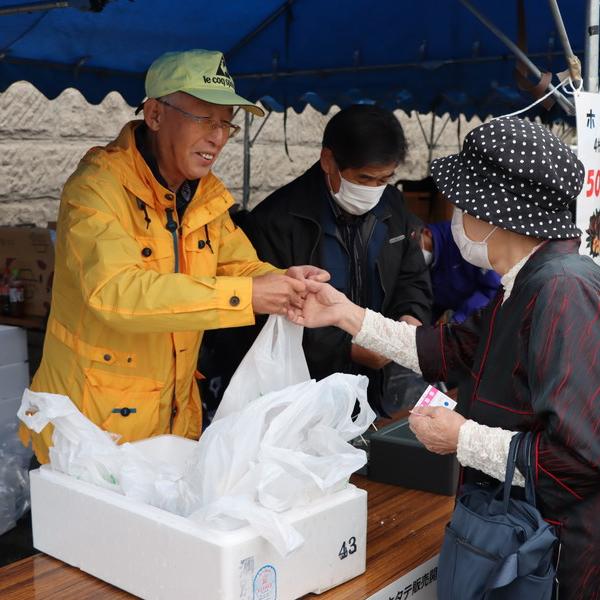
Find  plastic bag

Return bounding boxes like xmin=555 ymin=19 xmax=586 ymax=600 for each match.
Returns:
xmin=18 ymin=317 xmax=376 ymax=556
xmin=18 ymin=389 xmax=123 ymax=490
xmin=18 ymin=389 xmax=185 ymax=511
xmin=0 ymin=421 xmax=32 ymax=536
xmin=183 ymin=373 xmax=375 ymax=555
xmin=214 ymin=315 xmax=310 ymax=420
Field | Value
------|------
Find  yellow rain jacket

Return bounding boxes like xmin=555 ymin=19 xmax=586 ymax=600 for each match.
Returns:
xmin=22 ymin=121 xmax=278 ymax=463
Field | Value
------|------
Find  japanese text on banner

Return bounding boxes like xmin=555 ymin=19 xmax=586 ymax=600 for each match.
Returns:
xmin=575 ymin=91 xmax=600 ymax=263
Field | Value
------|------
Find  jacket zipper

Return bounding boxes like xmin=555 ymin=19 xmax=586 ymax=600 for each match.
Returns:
xmin=165 ymin=208 xmax=179 ymax=273
xmin=165 ymin=207 xmax=180 ymax=433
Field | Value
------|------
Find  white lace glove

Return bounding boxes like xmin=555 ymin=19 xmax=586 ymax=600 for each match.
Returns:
xmin=352 ymin=308 xmax=421 ymax=374
xmin=457 ymin=421 xmax=525 ymax=487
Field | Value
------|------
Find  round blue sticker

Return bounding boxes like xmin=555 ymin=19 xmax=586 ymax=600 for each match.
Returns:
xmin=253 ymin=564 xmax=277 ymax=600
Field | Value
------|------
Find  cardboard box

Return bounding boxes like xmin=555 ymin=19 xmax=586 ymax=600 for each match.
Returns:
xmin=369 ymin=418 xmax=459 ymax=496
xmin=0 ymin=325 xmax=28 ymax=366
xmin=0 ymin=227 xmax=54 ymax=318
xmin=30 ymin=435 xmax=367 ymax=600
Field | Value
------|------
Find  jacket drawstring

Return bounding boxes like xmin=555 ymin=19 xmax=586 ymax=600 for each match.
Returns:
xmin=136 ymin=199 xmax=152 ymax=230
xmin=204 ymin=224 xmax=214 ymax=254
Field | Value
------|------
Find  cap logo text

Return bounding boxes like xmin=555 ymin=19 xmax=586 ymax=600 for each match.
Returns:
xmin=203 ymin=75 xmax=234 ymax=89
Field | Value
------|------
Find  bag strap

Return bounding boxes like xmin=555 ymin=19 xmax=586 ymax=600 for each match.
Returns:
xmin=501 ymin=433 xmax=522 ymax=512
xmin=501 ymin=431 xmax=537 ymax=512
xmin=522 ymin=431 xmax=538 ymax=506
xmin=489 ymin=431 xmax=556 ymax=591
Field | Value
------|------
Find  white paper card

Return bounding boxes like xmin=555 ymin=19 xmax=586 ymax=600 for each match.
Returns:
xmin=413 ymin=385 xmax=457 ymax=411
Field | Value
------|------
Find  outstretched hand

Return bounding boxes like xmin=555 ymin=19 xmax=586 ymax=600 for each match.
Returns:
xmin=252 ymin=272 xmax=307 ymax=315
xmin=286 ymin=265 xmax=331 ymax=283
xmin=286 ymin=281 xmax=366 ymax=336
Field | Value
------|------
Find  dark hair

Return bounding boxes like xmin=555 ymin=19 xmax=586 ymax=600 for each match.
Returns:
xmin=322 ymin=105 xmax=407 ymax=170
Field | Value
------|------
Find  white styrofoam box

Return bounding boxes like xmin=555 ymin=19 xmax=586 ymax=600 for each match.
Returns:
xmin=0 ymin=361 xmax=29 ymax=401
xmin=30 ymin=435 xmax=367 ymax=600
xmin=0 ymin=325 xmax=28 ymax=367
xmin=0 ymin=396 xmax=22 ymax=427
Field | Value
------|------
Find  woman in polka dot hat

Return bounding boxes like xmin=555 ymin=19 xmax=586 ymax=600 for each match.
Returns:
xmin=290 ymin=116 xmax=600 ymax=599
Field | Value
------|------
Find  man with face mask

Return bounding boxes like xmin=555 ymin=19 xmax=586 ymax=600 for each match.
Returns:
xmin=233 ymin=105 xmax=432 ymax=414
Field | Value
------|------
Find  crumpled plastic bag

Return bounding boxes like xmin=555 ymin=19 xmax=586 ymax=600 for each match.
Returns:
xmin=0 ymin=422 xmax=32 ymax=536
xmin=18 ymin=316 xmax=376 ymax=556
xmin=18 ymin=389 xmax=186 ymax=512
xmin=184 ymin=373 xmax=374 ymax=555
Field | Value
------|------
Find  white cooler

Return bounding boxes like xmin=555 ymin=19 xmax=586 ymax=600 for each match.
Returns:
xmin=30 ymin=434 xmax=367 ymax=600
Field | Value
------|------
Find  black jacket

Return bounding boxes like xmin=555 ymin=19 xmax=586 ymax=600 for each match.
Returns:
xmin=417 ymin=240 xmax=600 ymax=598
xmin=242 ymin=162 xmax=432 ymax=410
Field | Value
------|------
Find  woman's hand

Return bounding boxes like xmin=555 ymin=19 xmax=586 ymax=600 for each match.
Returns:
xmin=287 ymin=281 xmax=365 ymax=335
xmin=408 ymin=406 xmax=467 ymax=454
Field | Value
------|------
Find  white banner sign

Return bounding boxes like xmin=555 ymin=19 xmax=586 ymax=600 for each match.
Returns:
xmin=575 ymin=91 xmax=600 ymax=263
xmin=367 ymin=555 xmax=439 ymax=600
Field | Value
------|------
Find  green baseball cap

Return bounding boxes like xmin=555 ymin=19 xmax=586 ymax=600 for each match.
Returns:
xmin=144 ymin=49 xmax=264 ymax=116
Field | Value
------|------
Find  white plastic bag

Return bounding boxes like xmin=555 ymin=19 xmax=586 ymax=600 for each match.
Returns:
xmin=183 ymin=373 xmax=375 ymax=556
xmin=214 ymin=315 xmax=310 ymax=420
xmin=18 ymin=317 xmax=376 ymax=557
xmin=0 ymin=422 xmax=32 ymax=535
xmin=17 ymin=389 xmax=185 ymax=511
xmin=18 ymin=389 xmax=122 ymax=490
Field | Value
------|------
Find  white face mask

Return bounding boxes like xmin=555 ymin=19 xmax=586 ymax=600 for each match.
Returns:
xmin=330 ymin=172 xmax=386 ymax=215
xmin=422 ymin=248 xmax=434 ymax=266
xmin=451 ymin=208 xmax=497 ymax=270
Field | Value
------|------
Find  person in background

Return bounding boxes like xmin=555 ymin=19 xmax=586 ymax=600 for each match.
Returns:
xmin=238 ymin=105 xmax=432 ymax=414
xmin=421 ymin=220 xmax=501 ymax=323
xmin=23 ymin=49 xmax=328 ymax=463
xmin=291 ymin=117 xmax=600 ymax=598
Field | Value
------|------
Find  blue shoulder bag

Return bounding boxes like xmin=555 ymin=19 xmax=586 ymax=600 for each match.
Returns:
xmin=437 ymin=431 xmax=558 ymax=599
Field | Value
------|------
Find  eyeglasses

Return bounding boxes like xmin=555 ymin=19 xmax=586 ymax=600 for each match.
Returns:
xmin=156 ymin=98 xmax=241 ymax=138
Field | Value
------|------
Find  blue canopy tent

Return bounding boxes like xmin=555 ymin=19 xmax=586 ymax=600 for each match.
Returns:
xmin=0 ymin=0 xmax=596 ymax=202
xmin=0 ymin=0 xmax=594 ymax=117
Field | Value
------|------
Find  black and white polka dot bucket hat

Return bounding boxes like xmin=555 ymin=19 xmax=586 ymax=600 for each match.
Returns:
xmin=430 ymin=116 xmax=585 ymax=239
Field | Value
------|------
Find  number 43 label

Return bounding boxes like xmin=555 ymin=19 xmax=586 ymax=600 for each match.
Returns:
xmin=338 ymin=536 xmax=357 ymax=560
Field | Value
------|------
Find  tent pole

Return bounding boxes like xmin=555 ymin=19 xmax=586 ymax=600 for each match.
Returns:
xmin=585 ymin=0 xmax=600 ymax=92
xmin=0 ymin=1 xmax=68 ymax=15
xmin=427 ymin=115 xmax=436 ymax=175
xmin=460 ymin=0 xmax=575 ymax=114
xmin=242 ymin=111 xmax=251 ymax=210
xmin=226 ymin=0 xmax=294 ymax=60
xmin=547 ymin=0 xmax=582 ymax=85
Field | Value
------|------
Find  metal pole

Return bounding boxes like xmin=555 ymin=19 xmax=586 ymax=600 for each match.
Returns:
xmin=547 ymin=0 xmax=582 ymax=85
xmin=460 ymin=0 xmax=575 ymax=114
xmin=427 ymin=115 xmax=436 ymax=175
xmin=242 ymin=111 xmax=251 ymax=210
xmin=585 ymin=0 xmax=600 ymax=92
xmin=0 ymin=1 xmax=68 ymax=15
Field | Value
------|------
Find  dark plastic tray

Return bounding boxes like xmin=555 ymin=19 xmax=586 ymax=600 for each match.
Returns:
xmin=368 ymin=418 xmax=459 ymax=496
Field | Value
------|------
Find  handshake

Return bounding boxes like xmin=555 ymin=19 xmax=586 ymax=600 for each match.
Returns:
xmin=251 ymin=265 xmax=366 ymax=335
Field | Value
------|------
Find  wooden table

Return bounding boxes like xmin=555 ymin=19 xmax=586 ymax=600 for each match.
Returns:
xmin=0 ymin=476 xmax=453 ymax=600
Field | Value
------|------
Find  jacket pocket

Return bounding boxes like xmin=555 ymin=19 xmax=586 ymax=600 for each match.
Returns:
xmin=183 ymin=228 xmax=218 ymax=275
xmin=134 ymin=235 xmax=175 ymax=273
xmin=82 ymin=368 xmax=163 ymax=443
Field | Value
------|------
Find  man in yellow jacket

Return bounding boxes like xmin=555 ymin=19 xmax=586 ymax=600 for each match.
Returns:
xmin=23 ymin=49 xmax=328 ymax=463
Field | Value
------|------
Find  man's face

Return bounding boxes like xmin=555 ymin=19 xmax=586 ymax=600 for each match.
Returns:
xmin=147 ymin=93 xmax=234 ymax=182
xmin=320 ymin=148 xmax=396 ymax=193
